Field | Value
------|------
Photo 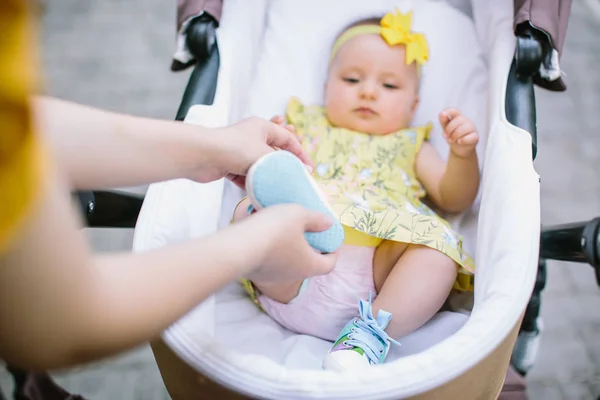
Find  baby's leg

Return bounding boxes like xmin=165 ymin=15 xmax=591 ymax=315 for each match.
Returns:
xmin=322 ymin=242 xmax=457 ymax=371
xmin=372 ymin=243 xmax=457 ymax=339
xmin=372 ymin=240 xmax=409 ymax=291
xmin=232 ymin=198 xmax=303 ymax=304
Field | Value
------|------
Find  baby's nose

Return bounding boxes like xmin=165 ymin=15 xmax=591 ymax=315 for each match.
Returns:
xmin=359 ymin=84 xmax=378 ymax=99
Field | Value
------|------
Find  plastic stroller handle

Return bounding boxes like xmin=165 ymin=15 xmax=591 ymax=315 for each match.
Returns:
xmin=175 ymin=15 xmax=220 ymax=121
xmin=540 ymin=217 xmax=600 ymax=286
xmin=505 ymin=35 xmax=543 ymax=160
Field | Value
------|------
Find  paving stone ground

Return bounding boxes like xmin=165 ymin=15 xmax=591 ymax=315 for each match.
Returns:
xmin=1 ymin=0 xmax=600 ymax=399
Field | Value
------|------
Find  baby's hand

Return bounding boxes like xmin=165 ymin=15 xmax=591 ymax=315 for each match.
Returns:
xmin=270 ymin=115 xmax=296 ymax=135
xmin=439 ymin=108 xmax=479 ymax=159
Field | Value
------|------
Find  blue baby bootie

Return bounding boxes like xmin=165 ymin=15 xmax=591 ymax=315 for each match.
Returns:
xmin=245 ymin=151 xmax=344 ymax=253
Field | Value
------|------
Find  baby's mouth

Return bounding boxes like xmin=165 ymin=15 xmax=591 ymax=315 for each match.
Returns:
xmin=354 ymin=107 xmax=377 ymax=117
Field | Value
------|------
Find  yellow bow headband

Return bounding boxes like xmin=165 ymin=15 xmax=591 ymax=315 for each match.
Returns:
xmin=330 ymin=9 xmax=429 ymax=67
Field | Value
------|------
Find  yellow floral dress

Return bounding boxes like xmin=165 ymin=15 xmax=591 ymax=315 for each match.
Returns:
xmin=286 ymin=97 xmax=475 ymax=291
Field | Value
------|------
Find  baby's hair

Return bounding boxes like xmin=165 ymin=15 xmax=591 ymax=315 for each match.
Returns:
xmin=335 ymin=16 xmax=383 ymax=40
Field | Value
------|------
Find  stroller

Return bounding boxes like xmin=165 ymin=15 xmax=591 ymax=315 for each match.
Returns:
xmin=75 ymin=0 xmax=599 ymax=399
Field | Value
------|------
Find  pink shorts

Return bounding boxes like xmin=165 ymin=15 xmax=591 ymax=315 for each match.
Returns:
xmin=259 ymin=245 xmax=377 ymax=342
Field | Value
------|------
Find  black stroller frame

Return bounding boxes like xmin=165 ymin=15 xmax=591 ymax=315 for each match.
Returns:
xmin=75 ymin=16 xmax=600 ymax=378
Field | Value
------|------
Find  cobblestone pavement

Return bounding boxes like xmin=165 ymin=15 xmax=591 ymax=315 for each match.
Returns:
xmin=1 ymin=0 xmax=600 ymax=399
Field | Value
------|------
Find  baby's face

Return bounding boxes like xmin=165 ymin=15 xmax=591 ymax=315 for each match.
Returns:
xmin=325 ymin=34 xmax=420 ymax=135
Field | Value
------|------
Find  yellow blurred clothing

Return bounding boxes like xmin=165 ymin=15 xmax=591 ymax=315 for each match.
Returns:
xmin=0 ymin=0 xmax=45 ymax=253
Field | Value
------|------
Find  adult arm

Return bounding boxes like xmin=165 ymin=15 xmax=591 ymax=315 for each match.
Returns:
xmin=33 ymin=96 xmax=311 ymax=191
xmin=0 ymin=168 xmax=266 ymax=370
xmin=33 ymin=96 xmax=218 ymax=190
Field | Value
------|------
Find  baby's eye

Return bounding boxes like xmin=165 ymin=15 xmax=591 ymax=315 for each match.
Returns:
xmin=383 ymin=83 xmax=399 ymax=89
xmin=343 ymin=77 xmax=359 ymax=84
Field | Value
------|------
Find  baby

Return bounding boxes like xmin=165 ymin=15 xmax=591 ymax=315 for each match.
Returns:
xmin=232 ymin=10 xmax=479 ymax=371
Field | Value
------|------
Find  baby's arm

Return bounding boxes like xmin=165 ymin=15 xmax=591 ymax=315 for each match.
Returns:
xmin=415 ymin=109 xmax=480 ymax=213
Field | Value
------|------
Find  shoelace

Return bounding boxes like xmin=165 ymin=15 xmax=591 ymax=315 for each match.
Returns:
xmin=344 ymin=293 xmax=401 ymax=365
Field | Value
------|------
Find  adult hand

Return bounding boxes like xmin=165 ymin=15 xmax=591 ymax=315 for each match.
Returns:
xmin=194 ymin=117 xmax=313 ymax=189
xmin=239 ymin=204 xmax=338 ymax=285
xmin=269 ymin=115 xmax=296 ymax=134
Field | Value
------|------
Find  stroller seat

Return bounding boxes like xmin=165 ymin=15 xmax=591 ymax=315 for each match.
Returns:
xmin=133 ymin=0 xmax=541 ymax=398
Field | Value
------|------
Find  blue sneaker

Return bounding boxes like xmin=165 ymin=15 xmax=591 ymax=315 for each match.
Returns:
xmin=322 ymin=294 xmax=400 ymax=371
xmin=245 ymin=150 xmax=344 ymax=253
